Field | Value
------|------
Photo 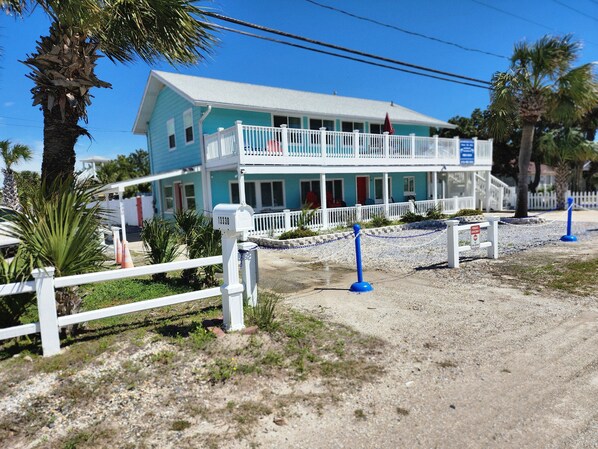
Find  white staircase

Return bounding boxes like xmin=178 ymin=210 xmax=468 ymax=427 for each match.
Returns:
xmin=475 ymin=172 xmax=514 ymax=211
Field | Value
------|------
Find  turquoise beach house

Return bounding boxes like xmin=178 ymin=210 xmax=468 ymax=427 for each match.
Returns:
xmin=127 ymin=71 xmax=507 ymax=236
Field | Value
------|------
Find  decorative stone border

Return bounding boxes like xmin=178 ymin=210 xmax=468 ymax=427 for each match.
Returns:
xmin=452 ymin=215 xmax=485 ymax=224
xmin=249 ymin=220 xmax=447 ymax=249
xmin=499 ymin=216 xmax=545 ymax=224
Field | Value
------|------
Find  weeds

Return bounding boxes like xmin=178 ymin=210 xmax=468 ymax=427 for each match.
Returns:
xmin=246 ymin=292 xmax=280 ymax=331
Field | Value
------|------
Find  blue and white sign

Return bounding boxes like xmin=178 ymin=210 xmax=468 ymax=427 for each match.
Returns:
xmin=459 ymin=140 xmax=475 ymax=165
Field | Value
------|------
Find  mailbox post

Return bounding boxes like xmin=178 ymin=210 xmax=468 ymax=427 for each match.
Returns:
xmin=213 ymin=204 xmax=255 ymax=331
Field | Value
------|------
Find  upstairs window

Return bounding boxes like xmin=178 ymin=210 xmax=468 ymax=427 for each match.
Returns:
xmin=309 ymin=118 xmax=335 ymax=131
xmin=342 ymin=121 xmax=364 ymax=133
xmin=183 ymin=109 xmax=194 ymax=144
xmin=273 ymin=115 xmax=301 ymax=129
xmin=370 ymin=123 xmax=384 ymax=134
xmin=167 ymin=118 xmax=176 ymax=150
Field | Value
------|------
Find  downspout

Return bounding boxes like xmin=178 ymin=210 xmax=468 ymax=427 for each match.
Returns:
xmin=198 ymin=105 xmax=212 ymax=213
xmin=146 ymin=123 xmax=161 ymax=218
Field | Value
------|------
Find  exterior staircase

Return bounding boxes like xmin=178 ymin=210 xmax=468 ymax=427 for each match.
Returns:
xmin=475 ymin=172 xmax=514 ymax=211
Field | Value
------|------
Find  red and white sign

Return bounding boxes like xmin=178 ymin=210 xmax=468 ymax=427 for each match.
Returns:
xmin=470 ymin=225 xmax=481 ymax=247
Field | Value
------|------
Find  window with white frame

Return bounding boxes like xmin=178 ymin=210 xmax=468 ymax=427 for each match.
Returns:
xmin=167 ymin=118 xmax=176 ymax=149
xmin=300 ymin=179 xmax=343 ymax=204
xmin=370 ymin=123 xmax=384 ymax=134
xmin=183 ymin=109 xmax=194 ymax=144
xmin=273 ymin=115 xmax=302 ymax=129
xmin=309 ymin=118 xmax=335 ymax=131
xmin=403 ymin=176 xmax=415 ymax=195
xmin=163 ymin=185 xmax=174 ymax=211
xmin=374 ymin=177 xmax=392 ymax=202
xmin=341 ymin=121 xmax=364 ymax=132
xmin=184 ymin=184 xmax=196 ymax=210
xmin=230 ymin=181 xmax=284 ymax=210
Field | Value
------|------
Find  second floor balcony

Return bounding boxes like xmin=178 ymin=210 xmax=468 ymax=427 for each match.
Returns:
xmin=204 ymin=121 xmax=493 ymax=171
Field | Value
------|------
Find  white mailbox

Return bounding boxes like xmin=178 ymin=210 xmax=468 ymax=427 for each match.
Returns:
xmin=213 ymin=204 xmax=254 ymax=233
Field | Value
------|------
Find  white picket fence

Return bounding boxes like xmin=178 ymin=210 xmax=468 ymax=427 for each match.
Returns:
xmin=251 ymin=196 xmax=475 ymax=237
xmin=527 ymin=191 xmax=598 ymax=210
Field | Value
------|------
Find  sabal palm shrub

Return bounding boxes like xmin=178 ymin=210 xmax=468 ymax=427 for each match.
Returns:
xmin=0 ymin=140 xmax=32 ymax=211
xmin=0 ymin=249 xmax=34 ymax=329
xmin=2 ymin=178 xmax=107 ymax=321
xmin=141 ymin=217 xmax=181 ymax=281
xmin=186 ymin=214 xmax=222 ymax=288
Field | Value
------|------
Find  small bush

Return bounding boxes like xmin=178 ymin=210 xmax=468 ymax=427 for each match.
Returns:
xmin=425 ymin=204 xmax=446 ymax=220
xmin=278 ymin=228 xmax=317 ymax=240
xmin=369 ymin=214 xmax=391 ymax=228
xmin=247 ymin=292 xmax=280 ymax=332
xmin=0 ymin=249 xmax=34 ymax=329
xmin=141 ymin=217 xmax=181 ymax=281
xmin=451 ymin=208 xmax=483 ymax=217
xmin=400 ymin=211 xmax=425 ymax=223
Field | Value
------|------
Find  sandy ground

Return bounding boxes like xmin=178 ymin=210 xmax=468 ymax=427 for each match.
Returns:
xmin=254 ymin=235 xmax=598 ymax=449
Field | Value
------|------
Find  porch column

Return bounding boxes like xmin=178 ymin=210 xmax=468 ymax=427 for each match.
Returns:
xmin=238 ymin=169 xmax=246 ymax=205
xmin=118 ymin=187 xmax=127 ymax=243
xmin=485 ymin=170 xmax=492 ymax=212
xmin=432 ymin=171 xmax=438 ymax=204
xmin=320 ymin=173 xmax=328 ymax=229
xmin=382 ymin=172 xmax=390 ymax=217
xmin=471 ymin=171 xmax=477 ymax=209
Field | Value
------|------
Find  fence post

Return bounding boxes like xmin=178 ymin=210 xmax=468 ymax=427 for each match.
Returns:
xmin=349 ymin=224 xmax=372 ymax=292
xmin=353 ymin=130 xmax=360 ymax=158
xmin=111 ymin=227 xmax=120 ymax=262
xmin=280 ymin=124 xmax=289 ymax=157
xmin=217 ymin=127 xmax=224 ymax=158
xmin=433 ymin=134 xmax=439 ymax=159
xmin=486 ymin=217 xmax=499 ymax=259
xmin=238 ymin=242 xmax=259 ymax=307
xmin=408 ymin=200 xmax=415 ymax=213
xmin=32 ymin=267 xmax=61 ymax=357
xmin=320 ymin=127 xmax=327 ymax=158
xmin=410 ymin=133 xmax=416 ymax=158
xmin=220 ymin=231 xmax=245 ymax=331
xmin=446 ymin=220 xmax=460 ymax=268
xmin=383 ymin=131 xmax=389 ymax=159
xmin=234 ymin=121 xmax=245 ymax=159
xmin=355 ymin=204 xmax=362 ymax=222
xmin=283 ymin=209 xmax=291 ymax=231
xmin=453 ymin=196 xmax=459 ymax=213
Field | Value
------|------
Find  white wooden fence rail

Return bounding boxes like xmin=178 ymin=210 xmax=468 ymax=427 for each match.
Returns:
xmin=0 ymin=257 xmax=225 ymax=357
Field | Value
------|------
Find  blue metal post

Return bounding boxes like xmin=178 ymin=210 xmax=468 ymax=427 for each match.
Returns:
xmin=560 ymin=197 xmax=577 ymax=242
xmin=350 ymin=224 xmax=373 ymax=292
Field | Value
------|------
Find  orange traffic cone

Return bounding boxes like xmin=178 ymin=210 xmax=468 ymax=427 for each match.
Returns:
xmin=121 ymin=240 xmax=134 ymax=269
xmin=115 ymin=238 xmax=122 ymax=265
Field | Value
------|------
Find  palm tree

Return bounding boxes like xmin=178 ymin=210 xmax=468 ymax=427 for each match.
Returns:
xmin=539 ymin=128 xmax=597 ymax=208
xmin=489 ymin=35 xmax=597 ymax=217
xmin=0 ymin=140 xmax=32 ymax=211
xmin=1 ymin=0 xmax=216 ymax=187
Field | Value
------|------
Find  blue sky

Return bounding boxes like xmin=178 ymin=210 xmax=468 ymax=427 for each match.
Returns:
xmin=0 ymin=0 xmax=596 ymax=174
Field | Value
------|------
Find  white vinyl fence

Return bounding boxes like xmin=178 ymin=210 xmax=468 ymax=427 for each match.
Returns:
xmin=0 ymin=230 xmax=257 ymax=357
xmin=251 ymin=196 xmax=475 ymax=237
xmin=527 ymin=191 xmax=598 ymax=210
xmin=103 ymin=195 xmax=154 ymax=227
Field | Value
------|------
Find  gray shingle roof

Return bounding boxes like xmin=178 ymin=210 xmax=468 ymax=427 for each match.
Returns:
xmin=133 ymin=70 xmax=456 ymax=134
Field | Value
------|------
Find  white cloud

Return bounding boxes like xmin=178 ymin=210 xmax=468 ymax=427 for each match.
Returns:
xmin=3 ymin=102 xmax=14 ymax=108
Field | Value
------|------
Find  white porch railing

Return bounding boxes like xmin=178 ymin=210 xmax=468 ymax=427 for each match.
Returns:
xmin=205 ymin=122 xmax=493 ymax=168
xmin=250 ymin=196 xmax=475 ymax=237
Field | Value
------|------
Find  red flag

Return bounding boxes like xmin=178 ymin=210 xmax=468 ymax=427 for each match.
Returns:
xmin=384 ymin=112 xmax=394 ymax=135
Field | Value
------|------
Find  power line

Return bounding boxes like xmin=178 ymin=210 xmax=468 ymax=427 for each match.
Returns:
xmin=551 ymin=0 xmax=598 ymax=23
xmin=469 ymin=0 xmax=554 ymax=31
xmin=304 ymin=0 xmax=508 ymax=60
xmin=211 ymin=24 xmax=490 ymax=90
xmin=204 ymin=12 xmax=492 ymax=86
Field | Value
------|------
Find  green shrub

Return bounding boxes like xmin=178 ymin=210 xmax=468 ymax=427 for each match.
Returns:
xmin=425 ymin=204 xmax=446 ymax=220
xmin=451 ymin=209 xmax=483 ymax=217
xmin=141 ymin=217 xmax=181 ymax=281
xmin=369 ymin=214 xmax=391 ymax=228
xmin=0 ymin=249 xmax=34 ymax=329
xmin=400 ymin=211 xmax=425 ymax=223
xmin=297 ymin=205 xmax=317 ymax=231
xmin=278 ymin=228 xmax=317 ymax=240
xmin=186 ymin=215 xmax=222 ymax=287
xmin=247 ymin=292 xmax=280 ymax=332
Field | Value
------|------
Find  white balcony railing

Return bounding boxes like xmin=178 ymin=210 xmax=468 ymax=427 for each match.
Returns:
xmin=204 ymin=121 xmax=493 ymax=169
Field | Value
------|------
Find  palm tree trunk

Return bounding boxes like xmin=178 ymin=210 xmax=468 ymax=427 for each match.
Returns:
xmin=554 ymin=162 xmax=570 ymax=210
xmin=1 ymin=169 xmax=21 ymax=211
xmin=515 ymin=123 xmax=535 ymax=217
xmin=41 ymin=105 xmax=80 ymax=187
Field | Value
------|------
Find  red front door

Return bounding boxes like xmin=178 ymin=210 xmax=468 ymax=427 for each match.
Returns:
xmin=174 ymin=183 xmax=183 ymax=212
xmin=356 ymin=176 xmax=368 ymax=205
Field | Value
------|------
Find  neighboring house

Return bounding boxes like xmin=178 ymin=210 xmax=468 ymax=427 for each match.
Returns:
xmin=118 ymin=71 xmax=503 ymax=236
xmin=77 ymin=156 xmax=111 ymax=183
